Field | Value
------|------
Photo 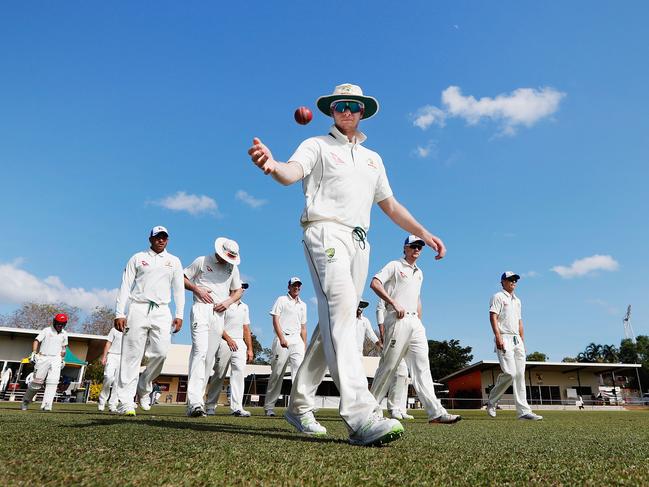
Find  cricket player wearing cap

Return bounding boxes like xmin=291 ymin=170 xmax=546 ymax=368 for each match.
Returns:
xmin=248 ymin=83 xmax=446 ymax=446
xmin=205 ymin=283 xmax=253 ymax=416
xmin=21 ymin=313 xmax=69 ymax=411
xmin=97 ymin=327 xmax=123 ymax=412
xmin=264 ymin=277 xmax=307 ymax=416
xmin=370 ymin=236 xmax=461 ymax=425
xmin=486 ymin=272 xmax=543 ymax=420
xmin=356 ymin=300 xmax=381 ymax=355
xmin=377 ymin=299 xmax=412 ymax=420
xmin=183 ymin=237 xmax=243 ymax=417
xmin=114 ymin=226 xmax=185 ymax=416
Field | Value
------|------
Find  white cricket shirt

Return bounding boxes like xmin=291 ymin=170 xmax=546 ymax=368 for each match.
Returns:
xmin=184 ymin=255 xmax=242 ymax=304
xmin=115 ymin=249 xmax=185 ymax=319
xmin=270 ymin=294 xmax=307 ymax=336
xmin=355 ymin=315 xmax=379 ymax=353
xmin=374 ymin=258 xmax=423 ymax=314
xmin=289 ymin=124 xmax=393 ymax=232
xmin=489 ymin=290 xmax=522 ymax=335
xmin=36 ymin=326 xmax=68 ymax=356
xmin=224 ymin=301 xmax=250 ymax=340
xmin=106 ymin=327 xmax=123 ymax=355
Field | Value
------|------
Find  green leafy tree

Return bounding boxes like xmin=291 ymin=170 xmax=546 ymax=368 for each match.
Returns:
xmin=562 ymin=356 xmax=578 ymax=363
xmin=0 ymin=302 xmax=81 ymax=331
xmin=526 ymin=351 xmax=548 ymax=362
xmin=251 ymin=333 xmax=271 ymax=365
xmin=428 ymin=339 xmax=473 ymax=380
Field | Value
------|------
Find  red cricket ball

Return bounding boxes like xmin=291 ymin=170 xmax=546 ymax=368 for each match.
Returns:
xmin=294 ymin=106 xmax=313 ymax=125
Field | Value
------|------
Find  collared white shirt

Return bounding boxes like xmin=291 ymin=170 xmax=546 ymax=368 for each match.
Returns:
xmin=270 ymin=294 xmax=307 ymax=336
xmin=489 ymin=290 xmax=522 ymax=335
xmin=224 ymin=301 xmax=250 ymax=340
xmin=106 ymin=327 xmax=123 ymax=355
xmin=289 ymin=124 xmax=393 ymax=232
xmin=374 ymin=258 xmax=423 ymax=314
xmin=184 ymin=254 xmax=242 ymax=304
xmin=36 ymin=326 xmax=68 ymax=356
xmin=355 ymin=315 xmax=379 ymax=353
xmin=115 ymin=249 xmax=185 ymax=319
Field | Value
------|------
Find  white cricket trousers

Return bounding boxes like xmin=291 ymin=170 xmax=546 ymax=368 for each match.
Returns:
xmin=488 ymin=334 xmax=532 ymax=416
xmin=23 ymin=355 xmax=62 ymax=409
xmin=116 ymin=302 xmax=172 ymax=411
xmin=264 ymin=335 xmax=305 ymax=410
xmin=288 ymin=222 xmax=380 ymax=433
xmin=187 ymin=302 xmax=225 ymax=409
xmin=206 ymin=338 xmax=247 ymax=412
xmin=387 ymin=359 xmax=409 ymax=412
xmin=98 ymin=353 xmax=120 ymax=409
xmin=371 ymin=313 xmax=447 ymax=420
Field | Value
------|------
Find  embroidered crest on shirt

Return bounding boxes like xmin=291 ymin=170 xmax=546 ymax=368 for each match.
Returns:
xmin=366 ymin=158 xmax=377 ymax=169
xmin=325 ymin=247 xmax=337 ymax=263
xmin=206 ymin=265 xmax=213 ymax=272
xmin=399 ymin=271 xmax=407 ymax=279
xmin=141 ymin=261 xmax=149 ymax=266
xmin=165 ymin=261 xmax=172 ymax=267
xmin=330 ymin=152 xmax=346 ymax=165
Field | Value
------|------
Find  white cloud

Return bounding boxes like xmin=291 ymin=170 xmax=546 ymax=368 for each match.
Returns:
xmin=551 ymin=255 xmax=619 ymax=279
xmin=0 ymin=261 xmax=117 ymax=312
xmin=412 ymin=105 xmax=446 ymax=130
xmin=587 ymin=298 xmax=619 ymax=316
xmin=235 ymin=190 xmax=268 ymax=209
xmin=412 ymin=140 xmax=438 ymax=159
xmin=152 ymin=191 xmax=218 ymax=216
xmin=522 ymin=271 xmax=539 ymax=278
xmin=414 ymin=85 xmax=565 ymax=135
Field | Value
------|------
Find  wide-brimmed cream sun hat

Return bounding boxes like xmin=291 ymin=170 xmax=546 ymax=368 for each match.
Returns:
xmin=214 ymin=237 xmax=241 ymax=265
xmin=316 ymin=83 xmax=379 ymax=120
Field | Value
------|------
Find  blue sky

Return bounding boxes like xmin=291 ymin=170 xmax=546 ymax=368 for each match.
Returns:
xmin=0 ymin=2 xmax=647 ymax=362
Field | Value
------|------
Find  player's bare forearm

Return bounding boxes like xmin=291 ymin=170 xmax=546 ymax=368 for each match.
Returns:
xmin=519 ymin=320 xmax=524 ymax=341
xmin=272 ymin=316 xmax=284 ymax=340
xmin=248 ymin=137 xmax=303 ymax=185
xmin=378 ymin=196 xmax=446 ymax=259
xmin=243 ymin=325 xmax=253 ymax=350
xmin=370 ymin=278 xmax=396 ymax=309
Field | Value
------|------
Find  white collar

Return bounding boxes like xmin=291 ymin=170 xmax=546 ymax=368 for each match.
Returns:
xmin=328 ymin=124 xmax=367 ymax=145
xmin=399 ymin=257 xmax=419 ymax=271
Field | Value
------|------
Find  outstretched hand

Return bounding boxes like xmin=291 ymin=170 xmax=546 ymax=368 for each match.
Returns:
xmin=424 ymin=234 xmax=446 ymax=260
xmin=248 ymin=137 xmax=276 ymax=175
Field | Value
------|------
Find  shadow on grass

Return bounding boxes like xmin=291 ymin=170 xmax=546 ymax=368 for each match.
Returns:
xmin=67 ymin=417 xmax=349 ymax=445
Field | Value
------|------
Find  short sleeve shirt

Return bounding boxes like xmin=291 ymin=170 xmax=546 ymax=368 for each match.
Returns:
xmin=107 ymin=328 xmax=123 ymax=355
xmin=36 ymin=327 xmax=68 ymax=356
xmin=289 ymin=125 xmax=393 ymax=232
xmin=224 ymin=302 xmax=250 ymax=340
xmin=374 ymin=259 xmax=423 ymax=314
xmin=270 ymin=294 xmax=307 ymax=336
xmin=184 ymin=255 xmax=242 ymax=304
xmin=489 ymin=290 xmax=522 ymax=335
xmin=355 ymin=316 xmax=379 ymax=353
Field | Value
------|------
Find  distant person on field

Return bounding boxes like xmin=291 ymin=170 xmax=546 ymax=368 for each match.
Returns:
xmin=98 ymin=327 xmax=123 ymax=412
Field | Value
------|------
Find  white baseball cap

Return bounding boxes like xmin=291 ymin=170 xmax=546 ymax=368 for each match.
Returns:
xmin=501 ymin=271 xmax=520 ymax=281
xmin=404 ymin=235 xmax=425 ymax=246
xmin=150 ymin=225 xmax=169 ymax=237
xmin=214 ymin=237 xmax=241 ymax=265
xmin=288 ymin=277 xmax=302 ymax=286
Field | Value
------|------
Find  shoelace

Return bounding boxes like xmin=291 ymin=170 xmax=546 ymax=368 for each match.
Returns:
xmin=352 ymin=227 xmax=367 ymax=250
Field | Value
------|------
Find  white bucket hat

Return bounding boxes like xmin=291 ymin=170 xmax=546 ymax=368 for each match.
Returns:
xmin=214 ymin=237 xmax=241 ymax=265
xmin=316 ymin=83 xmax=379 ymax=120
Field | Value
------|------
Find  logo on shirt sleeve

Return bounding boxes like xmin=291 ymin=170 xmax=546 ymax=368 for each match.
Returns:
xmin=141 ymin=261 xmax=149 ymax=267
xmin=366 ymin=158 xmax=377 ymax=169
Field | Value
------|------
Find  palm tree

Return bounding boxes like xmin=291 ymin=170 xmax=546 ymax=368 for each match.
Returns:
xmin=602 ymin=344 xmax=619 ymax=363
xmin=584 ymin=343 xmax=603 ymax=363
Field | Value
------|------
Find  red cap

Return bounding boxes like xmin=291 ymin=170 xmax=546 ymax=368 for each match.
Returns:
xmin=54 ymin=313 xmax=68 ymax=324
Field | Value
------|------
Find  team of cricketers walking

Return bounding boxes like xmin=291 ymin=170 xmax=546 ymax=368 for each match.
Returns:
xmin=18 ymin=82 xmax=542 ymax=447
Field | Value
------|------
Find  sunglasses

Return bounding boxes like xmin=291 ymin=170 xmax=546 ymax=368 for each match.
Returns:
xmin=506 ymin=278 xmax=519 ymax=283
xmin=407 ymin=244 xmax=423 ymax=250
xmin=331 ymin=100 xmax=364 ymax=114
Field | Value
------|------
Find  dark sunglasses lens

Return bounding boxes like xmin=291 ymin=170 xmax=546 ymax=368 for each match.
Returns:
xmin=409 ymin=245 xmax=423 ymax=250
xmin=334 ymin=101 xmax=363 ymax=113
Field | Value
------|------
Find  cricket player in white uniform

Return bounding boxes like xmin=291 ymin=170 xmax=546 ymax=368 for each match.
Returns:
xmin=356 ymin=300 xmax=381 ymax=355
xmin=264 ymin=277 xmax=307 ymax=416
xmin=97 ymin=327 xmax=123 ymax=412
xmin=205 ymin=283 xmax=253 ymax=416
xmin=0 ymin=367 xmax=12 ymax=395
xmin=21 ymin=313 xmax=69 ymax=411
xmin=377 ymin=300 xmax=412 ymax=420
xmin=248 ymin=83 xmax=446 ymax=446
xmin=114 ymin=226 xmax=185 ymax=416
xmin=184 ymin=237 xmax=243 ymax=417
xmin=486 ymin=272 xmax=543 ymax=420
xmin=370 ymin=236 xmax=460 ymax=425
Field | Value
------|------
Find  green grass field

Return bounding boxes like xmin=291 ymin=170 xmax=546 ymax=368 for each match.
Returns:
xmin=1 ymin=404 xmax=648 ymax=486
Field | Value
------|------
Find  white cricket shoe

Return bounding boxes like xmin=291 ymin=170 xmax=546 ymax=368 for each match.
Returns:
xmin=265 ymin=409 xmax=276 ymax=417
xmin=139 ymin=396 xmax=151 ymax=411
xmin=284 ymin=410 xmax=327 ymax=436
xmin=187 ymin=405 xmax=206 ymax=418
xmin=232 ymin=409 xmax=251 ymax=417
xmin=389 ymin=409 xmax=404 ymax=420
xmin=206 ymin=406 xmax=216 ymax=416
xmin=519 ymin=412 xmax=543 ymax=421
xmin=486 ymin=403 xmax=497 ymax=418
xmin=20 ymin=401 xmax=29 ymax=411
xmin=349 ymin=413 xmax=404 ymax=446
xmin=97 ymin=403 xmax=105 ymax=412
xmin=108 ymin=406 xmax=118 ymax=413
xmin=401 ymin=412 xmax=415 ymax=420
xmin=429 ymin=413 xmax=462 ymax=424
